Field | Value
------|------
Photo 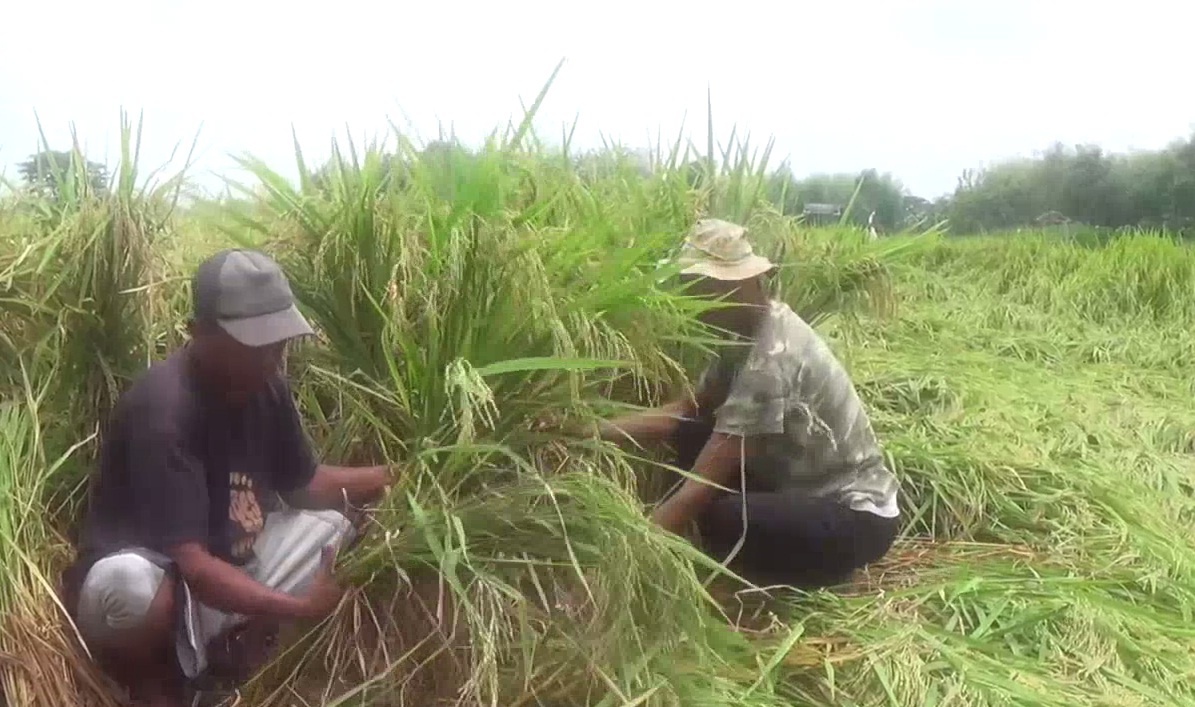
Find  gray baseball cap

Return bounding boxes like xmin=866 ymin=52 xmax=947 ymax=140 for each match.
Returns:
xmin=192 ymin=249 xmax=314 ymax=347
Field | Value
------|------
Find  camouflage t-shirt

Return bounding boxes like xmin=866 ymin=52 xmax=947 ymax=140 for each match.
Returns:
xmin=696 ymin=301 xmax=899 ymax=518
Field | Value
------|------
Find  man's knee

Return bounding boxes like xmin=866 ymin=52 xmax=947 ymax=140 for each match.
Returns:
xmin=302 ymin=509 xmax=357 ymax=566
xmin=251 ymin=509 xmax=356 ymax=595
xmin=283 ymin=508 xmax=356 ymax=552
xmin=77 ymin=553 xmax=173 ymax=647
xmin=304 ymin=509 xmax=355 ymax=540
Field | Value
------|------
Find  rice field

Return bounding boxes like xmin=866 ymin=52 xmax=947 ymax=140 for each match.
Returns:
xmin=3 ymin=113 xmax=1195 ymax=706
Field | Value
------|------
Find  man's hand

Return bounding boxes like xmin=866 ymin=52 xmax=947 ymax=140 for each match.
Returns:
xmin=171 ymin=542 xmax=333 ymax=622
xmin=535 ymin=413 xmax=599 ymax=438
xmin=289 ymin=464 xmax=398 ymax=512
xmin=359 ymin=465 xmax=396 ymax=506
xmin=297 ymin=546 xmax=345 ymax=620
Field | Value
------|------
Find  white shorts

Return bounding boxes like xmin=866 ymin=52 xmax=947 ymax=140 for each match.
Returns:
xmin=75 ymin=508 xmax=354 ymax=679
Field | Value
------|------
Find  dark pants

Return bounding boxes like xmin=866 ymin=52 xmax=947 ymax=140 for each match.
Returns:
xmin=695 ymin=489 xmax=899 ymax=588
xmin=671 ymin=417 xmax=899 ymax=589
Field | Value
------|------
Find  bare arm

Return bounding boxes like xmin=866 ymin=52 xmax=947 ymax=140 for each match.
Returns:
xmin=595 ymin=398 xmax=698 ymax=448
xmin=650 ymin=431 xmax=746 ymax=533
xmin=170 ymin=543 xmax=317 ymax=620
xmin=284 ymin=464 xmax=395 ymax=512
xmin=269 ymin=377 xmax=395 ymax=513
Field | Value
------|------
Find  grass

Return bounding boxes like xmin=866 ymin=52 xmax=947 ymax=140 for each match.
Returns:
xmin=0 ymin=364 xmax=116 ymax=706
xmin=779 ymin=234 xmax=1195 ymax=704
xmin=4 ymin=102 xmax=1195 ymax=705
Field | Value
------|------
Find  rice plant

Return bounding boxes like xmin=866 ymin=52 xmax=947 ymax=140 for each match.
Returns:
xmin=5 ymin=98 xmax=1195 ymax=707
xmin=0 ymin=359 xmax=118 ymax=706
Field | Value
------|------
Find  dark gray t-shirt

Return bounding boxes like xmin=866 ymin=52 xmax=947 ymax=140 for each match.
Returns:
xmin=72 ymin=348 xmax=317 ymax=578
xmin=697 ymin=301 xmax=900 ymax=517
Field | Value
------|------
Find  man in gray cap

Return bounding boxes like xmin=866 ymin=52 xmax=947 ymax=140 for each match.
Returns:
xmin=61 ymin=249 xmax=396 ymax=706
xmin=589 ymin=219 xmax=901 ymax=588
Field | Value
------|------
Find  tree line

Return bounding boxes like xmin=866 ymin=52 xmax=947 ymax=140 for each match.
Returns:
xmin=14 ymin=131 xmax=1195 ymax=235
xmin=12 ymin=150 xmax=109 ymax=199
xmin=942 ymin=135 xmax=1195 ymax=234
xmin=765 ymin=134 xmax=1195 ymax=234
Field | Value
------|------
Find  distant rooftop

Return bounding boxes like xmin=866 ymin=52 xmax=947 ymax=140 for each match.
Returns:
xmin=803 ymin=203 xmax=842 ymax=215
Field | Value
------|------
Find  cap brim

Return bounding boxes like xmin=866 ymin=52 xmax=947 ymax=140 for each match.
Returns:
xmin=678 ymin=255 xmax=776 ymax=281
xmin=218 ymin=303 xmax=314 ymax=347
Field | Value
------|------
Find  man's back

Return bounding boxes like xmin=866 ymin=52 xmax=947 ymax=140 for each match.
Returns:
xmin=76 ymin=350 xmax=206 ymax=570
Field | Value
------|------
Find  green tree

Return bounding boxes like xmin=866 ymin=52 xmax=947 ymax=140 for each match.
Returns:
xmin=766 ymin=168 xmax=908 ymax=230
xmin=18 ymin=149 xmax=109 ymax=199
xmin=942 ymin=134 xmax=1195 ymax=234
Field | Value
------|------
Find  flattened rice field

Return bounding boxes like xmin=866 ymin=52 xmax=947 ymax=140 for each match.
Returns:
xmin=3 ymin=124 xmax=1195 ymax=706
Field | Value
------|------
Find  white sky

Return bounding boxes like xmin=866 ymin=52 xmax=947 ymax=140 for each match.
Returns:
xmin=3 ymin=0 xmax=1192 ymax=199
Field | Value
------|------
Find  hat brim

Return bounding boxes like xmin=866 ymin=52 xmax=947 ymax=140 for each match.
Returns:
xmin=678 ymin=254 xmax=776 ymax=281
xmin=218 ymin=303 xmax=314 ymax=348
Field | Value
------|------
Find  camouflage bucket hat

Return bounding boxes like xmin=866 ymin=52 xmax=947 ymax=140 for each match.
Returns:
xmin=673 ymin=219 xmax=776 ymax=281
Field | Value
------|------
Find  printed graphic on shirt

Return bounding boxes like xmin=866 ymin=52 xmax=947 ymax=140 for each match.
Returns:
xmin=229 ymin=471 xmax=265 ymax=562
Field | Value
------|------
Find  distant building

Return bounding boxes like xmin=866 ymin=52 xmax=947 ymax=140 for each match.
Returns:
xmin=802 ymin=202 xmax=843 ymax=226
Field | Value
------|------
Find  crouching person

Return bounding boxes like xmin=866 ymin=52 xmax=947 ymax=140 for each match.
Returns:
xmin=591 ymin=219 xmax=901 ymax=588
xmin=60 ymin=249 xmax=395 ymax=707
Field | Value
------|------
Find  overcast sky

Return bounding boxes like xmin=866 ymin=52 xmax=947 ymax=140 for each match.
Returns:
xmin=3 ymin=0 xmax=1192 ymax=199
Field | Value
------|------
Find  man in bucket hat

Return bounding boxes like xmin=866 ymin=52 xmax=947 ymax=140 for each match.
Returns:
xmin=61 ymin=249 xmax=396 ymax=706
xmin=586 ymin=218 xmax=900 ymax=588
